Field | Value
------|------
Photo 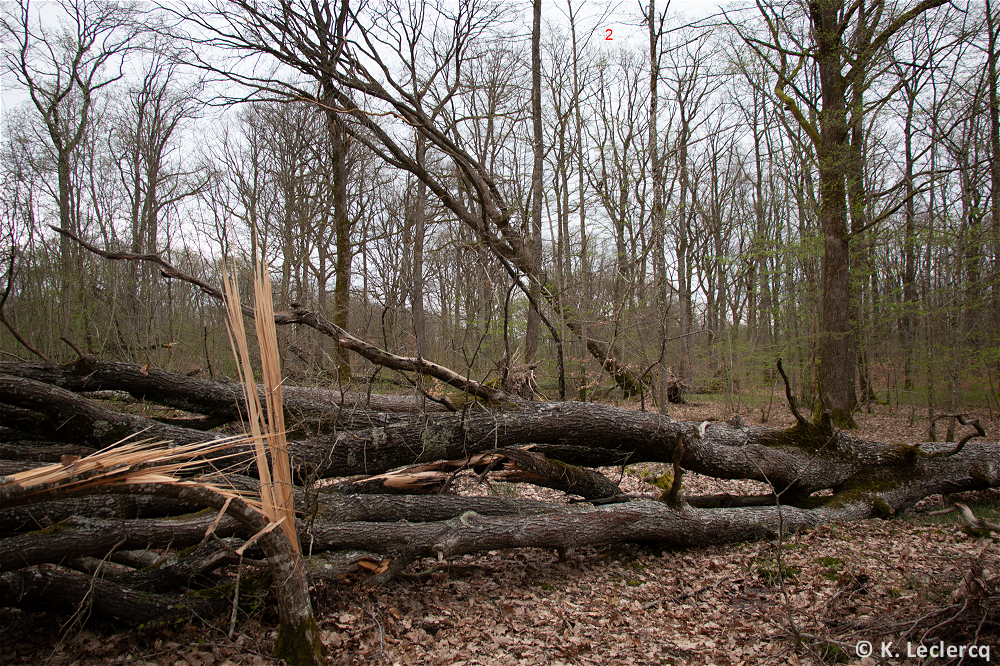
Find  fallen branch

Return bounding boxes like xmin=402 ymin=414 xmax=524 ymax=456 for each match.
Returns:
xmin=929 ymin=502 xmax=1000 ymax=534
xmin=926 ymin=414 xmax=986 ymax=457
xmin=51 ymin=225 xmax=511 ymax=404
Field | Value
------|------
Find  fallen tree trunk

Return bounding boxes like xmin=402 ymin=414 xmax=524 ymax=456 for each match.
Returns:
xmin=0 ymin=356 xmax=445 ymax=433
xmin=2 ymin=362 xmax=998 ymax=498
xmin=0 ymin=564 xmax=229 ymax=624
xmin=3 ymin=455 xmax=995 ymax=601
xmin=0 ymin=476 xmax=326 ymax=666
xmin=1 ymin=357 xmax=998 ymax=628
xmin=2 ymin=437 xmax=998 ymax=572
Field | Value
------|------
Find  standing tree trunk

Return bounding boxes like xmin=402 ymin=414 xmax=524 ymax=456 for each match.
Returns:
xmin=901 ymin=72 xmax=919 ymax=392
xmin=570 ymin=2 xmax=590 ymax=403
xmin=55 ymin=146 xmax=77 ymax=339
xmin=676 ymin=113 xmax=692 ymax=385
xmin=328 ymin=108 xmax=353 ymax=381
xmin=745 ymin=0 xmax=948 ymax=427
xmin=411 ymin=133 xmax=429 ymax=359
xmin=525 ymin=0 xmax=543 ymax=366
xmin=811 ymin=0 xmax=858 ymax=427
xmin=987 ymin=0 xmax=1000 ymax=349
xmin=647 ymin=0 xmax=669 ymax=415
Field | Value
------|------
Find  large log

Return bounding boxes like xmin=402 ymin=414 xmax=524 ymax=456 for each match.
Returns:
xmin=0 ymin=449 xmax=997 ymax=622
xmin=3 ymin=435 xmax=998 ymax=577
xmin=0 ymin=374 xmax=211 ymax=447
xmin=2 ymin=364 xmax=998 ymax=499
xmin=0 ymin=564 xmax=227 ymax=624
xmin=2 ymin=357 xmax=999 ymax=625
xmin=0 ymin=356 xmax=446 ymax=431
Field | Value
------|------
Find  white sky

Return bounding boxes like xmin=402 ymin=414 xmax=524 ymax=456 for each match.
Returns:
xmin=0 ymin=0 xmax=739 ymax=170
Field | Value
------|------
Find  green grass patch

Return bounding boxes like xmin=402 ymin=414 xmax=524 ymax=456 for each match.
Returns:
xmin=818 ymin=642 xmax=851 ymax=664
xmin=751 ymin=555 xmax=799 ymax=584
xmin=913 ymin=493 xmax=1000 ymax=529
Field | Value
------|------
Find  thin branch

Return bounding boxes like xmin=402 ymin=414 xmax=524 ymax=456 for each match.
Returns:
xmin=925 ymin=414 xmax=986 ymax=457
xmin=51 ymin=225 xmax=510 ymax=404
xmin=777 ymin=359 xmax=808 ymax=427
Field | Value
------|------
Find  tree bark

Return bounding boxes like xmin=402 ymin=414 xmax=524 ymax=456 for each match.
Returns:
xmin=987 ymin=0 xmax=1000 ymax=337
xmin=648 ymin=0 xmax=669 ymax=414
xmin=0 ymin=356 xmax=446 ymax=422
xmin=3 ymin=446 xmax=997 ymax=592
xmin=328 ymin=109 xmax=353 ymax=381
xmin=411 ymin=134 xmax=429 ymax=359
xmin=0 ymin=564 xmax=228 ymax=625
xmin=1 ymin=481 xmax=325 ymax=666
xmin=811 ymin=0 xmax=858 ymax=427
xmin=747 ymin=0 xmax=949 ymax=426
xmin=2 ymin=361 xmax=999 ymax=641
xmin=525 ymin=0 xmax=543 ymax=365
xmin=3 ymin=360 xmax=997 ymax=495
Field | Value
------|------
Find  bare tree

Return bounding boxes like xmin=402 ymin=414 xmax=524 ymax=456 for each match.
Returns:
xmin=525 ymin=0 xmax=543 ymax=365
xmin=175 ymin=0 xmax=648 ymax=397
xmin=645 ymin=0 xmax=670 ymax=411
xmin=984 ymin=0 xmax=1000 ymax=352
xmin=2 ymin=0 xmax=140 ymax=336
xmin=115 ymin=52 xmax=208 ymax=353
xmin=730 ymin=0 xmax=950 ymax=426
xmin=663 ymin=26 xmax=716 ymax=386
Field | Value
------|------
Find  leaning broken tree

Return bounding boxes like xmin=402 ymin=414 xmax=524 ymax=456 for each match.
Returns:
xmin=171 ymin=0 xmax=651 ymax=400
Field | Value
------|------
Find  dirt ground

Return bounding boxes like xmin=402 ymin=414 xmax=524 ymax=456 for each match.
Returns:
xmin=2 ymin=398 xmax=998 ymax=666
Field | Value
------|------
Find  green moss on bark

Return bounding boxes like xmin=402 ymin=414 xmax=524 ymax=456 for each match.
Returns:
xmin=274 ymin=615 xmax=326 ymax=666
xmin=759 ymin=422 xmax=836 ymax=454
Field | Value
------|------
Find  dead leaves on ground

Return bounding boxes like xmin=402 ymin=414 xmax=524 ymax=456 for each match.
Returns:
xmin=319 ymin=518 xmax=997 ymax=666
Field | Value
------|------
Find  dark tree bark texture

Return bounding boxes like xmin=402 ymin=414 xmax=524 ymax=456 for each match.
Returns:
xmin=1 ymin=358 xmax=997 ymax=637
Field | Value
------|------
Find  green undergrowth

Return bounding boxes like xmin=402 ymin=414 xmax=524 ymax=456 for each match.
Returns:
xmin=909 ymin=489 xmax=1000 ymax=529
xmin=750 ymin=554 xmax=799 ymax=585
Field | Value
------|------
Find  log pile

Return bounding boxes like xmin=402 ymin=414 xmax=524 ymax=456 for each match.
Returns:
xmin=1 ymin=356 xmax=998 ymax=625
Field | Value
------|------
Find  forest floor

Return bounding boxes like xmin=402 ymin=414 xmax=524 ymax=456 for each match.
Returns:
xmin=2 ymin=396 xmax=999 ymax=666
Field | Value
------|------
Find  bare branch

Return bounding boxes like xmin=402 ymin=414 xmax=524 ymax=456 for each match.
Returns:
xmin=51 ymin=225 xmax=511 ymax=403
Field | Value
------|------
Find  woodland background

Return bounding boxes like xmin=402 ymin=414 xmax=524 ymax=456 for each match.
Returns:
xmin=1 ymin=0 xmax=999 ymax=428
xmin=3 ymin=2 xmax=1000 ymax=664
